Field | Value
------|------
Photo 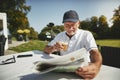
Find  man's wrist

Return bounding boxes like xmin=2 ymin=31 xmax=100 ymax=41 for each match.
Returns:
xmin=51 ymin=46 xmax=57 ymax=53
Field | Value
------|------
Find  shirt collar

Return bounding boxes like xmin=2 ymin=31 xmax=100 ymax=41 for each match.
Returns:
xmin=65 ymin=29 xmax=80 ymax=40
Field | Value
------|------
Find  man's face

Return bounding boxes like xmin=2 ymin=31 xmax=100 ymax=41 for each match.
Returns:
xmin=64 ymin=21 xmax=80 ymax=36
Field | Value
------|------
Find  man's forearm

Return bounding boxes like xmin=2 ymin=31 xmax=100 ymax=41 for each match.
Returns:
xmin=90 ymin=49 xmax=102 ymax=68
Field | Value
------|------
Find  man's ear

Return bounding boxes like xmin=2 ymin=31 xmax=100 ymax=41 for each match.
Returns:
xmin=78 ymin=20 xmax=80 ymax=25
xmin=77 ymin=20 xmax=80 ymax=27
xmin=77 ymin=20 xmax=81 ymax=28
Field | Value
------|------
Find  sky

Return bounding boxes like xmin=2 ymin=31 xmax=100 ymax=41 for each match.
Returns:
xmin=26 ymin=0 xmax=120 ymax=33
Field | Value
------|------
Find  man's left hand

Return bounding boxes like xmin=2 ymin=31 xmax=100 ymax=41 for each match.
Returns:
xmin=75 ymin=63 xmax=100 ymax=79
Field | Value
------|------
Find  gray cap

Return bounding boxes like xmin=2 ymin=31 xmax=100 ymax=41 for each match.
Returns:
xmin=62 ymin=10 xmax=79 ymax=23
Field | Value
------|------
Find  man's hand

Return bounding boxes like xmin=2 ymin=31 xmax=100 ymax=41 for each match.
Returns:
xmin=75 ymin=63 xmax=100 ymax=79
xmin=75 ymin=49 xmax=102 ymax=79
xmin=43 ymin=46 xmax=57 ymax=54
xmin=54 ymin=42 xmax=65 ymax=51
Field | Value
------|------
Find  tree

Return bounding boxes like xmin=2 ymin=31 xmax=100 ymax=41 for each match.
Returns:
xmin=47 ymin=22 xmax=54 ymax=28
xmin=8 ymin=10 xmax=29 ymax=35
xmin=80 ymin=19 xmax=91 ymax=30
xmin=38 ymin=27 xmax=49 ymax=41
xmin=98 ymin=15 xmax=109 ymax=39
xmin=29 ymin=27 xmax=38 ymax=40
xmin=38 ymin=24 xmax=64 ymax=41
xmin=47 ymin=22 xmax=56 ymax=40
xmin=90 ymin=16 xmax=99 ymax=33
xmin=110 ymin=5 xmax=120 ymax=39
xmin=80 ymin=18 xmax=99 ymax=39
xmin=0 ymin=0 xmax=31 ymax=36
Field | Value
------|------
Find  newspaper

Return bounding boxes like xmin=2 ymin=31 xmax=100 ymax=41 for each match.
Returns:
xmin=32 ymin=48 xmax=88 ymax=74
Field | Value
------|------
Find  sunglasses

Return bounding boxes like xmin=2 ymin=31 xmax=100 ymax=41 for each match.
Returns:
xmin=1 ymin=55 xmax=16 ymax=65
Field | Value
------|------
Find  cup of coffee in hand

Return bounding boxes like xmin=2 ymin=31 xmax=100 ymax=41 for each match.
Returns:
xmin=61 ymin=42 xmax=68 ymax=51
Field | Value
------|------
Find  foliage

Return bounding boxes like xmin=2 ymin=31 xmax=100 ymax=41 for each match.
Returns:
xmin=80 ymin=7 xmax=120 ymax=39
xmin=80 ymin=19 xmax=91 ymax=30
xmin=38 ymin=22 xmax=64 ymax=41
xmin=0 ymin=0 xmax=38 ymax=40
xmin=80 ymin=16 xmax=110 ymax=39
xmin=110 ymin=6 xmax=120 ymax=39
xmin=8 ymin=10 xmax=30 ymax=35
xmin=38 ymin=27 xmax=51 ymax=41
xmin=90 ymin=16 xmax=98 ymax=33
xmin=97 ymin=15 xmax=110 ymax=39
xmin=47 ymin=22 xmax=54 ymax=27
xmin=0 ymin=0 xmax=36 ymax=38
xmin=29 ymin=27 xmax=38 ymax=40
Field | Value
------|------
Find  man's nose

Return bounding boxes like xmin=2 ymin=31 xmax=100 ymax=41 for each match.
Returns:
xmin=69 ymin=26 xmax=74 ymax=30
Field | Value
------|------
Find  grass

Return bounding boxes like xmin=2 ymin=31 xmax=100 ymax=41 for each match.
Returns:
xmin=96 ymin=39 xmax=120 ymax=48
xmin=9 ymin=40 xmax=48 ymax=52
xmin=9 ymin=39 xmax=120 ymax=52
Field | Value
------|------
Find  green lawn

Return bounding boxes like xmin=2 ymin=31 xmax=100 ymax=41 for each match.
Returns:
xmin=96 ymin=39 xmax=120 ymax=48
xmin=9 ymin=39 xmax=120 ymax=53
xmin=9 ymin=40 xmax=48 ymax=52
